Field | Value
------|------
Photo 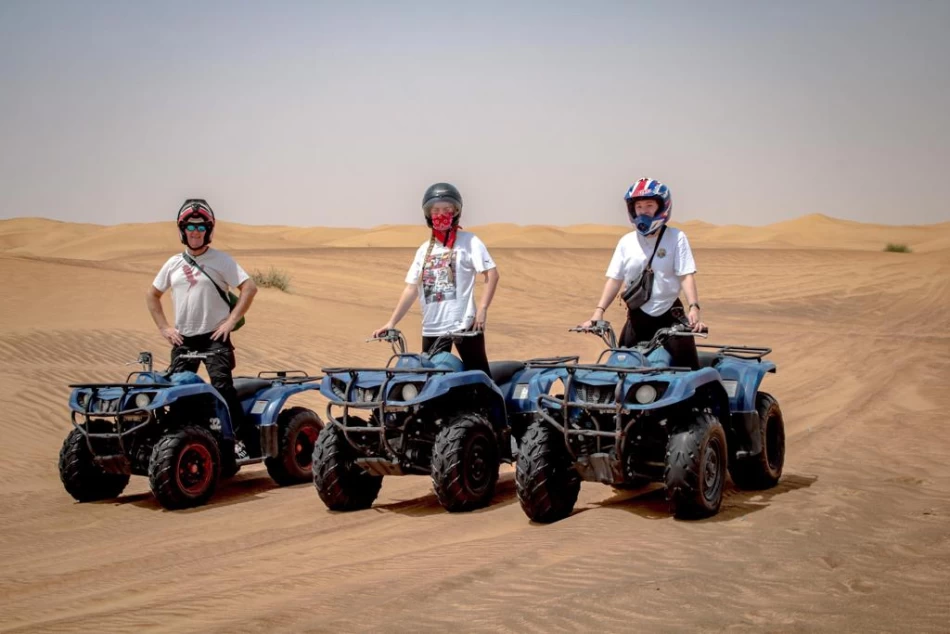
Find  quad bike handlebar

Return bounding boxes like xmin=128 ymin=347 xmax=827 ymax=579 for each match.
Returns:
xmin=427 ymin=328 xmax=483 ymax=355
xmin=367 ymin=329 xmax=409 ymax=355
xmin=368 ymin=328 xmax=484 ymax=358
xmin=175 ymin=349 xmax=228 ymax=361
xmin=570 ymin=320 xmax=618 ymax=348
xmin=571 ymin=320 xmax=708 ymax=354
xmin=125 ymin=352 xmax=154 ymax=372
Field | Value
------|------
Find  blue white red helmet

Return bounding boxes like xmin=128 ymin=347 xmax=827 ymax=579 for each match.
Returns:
xmin=624 ymin=178 xmax=672 ymax=236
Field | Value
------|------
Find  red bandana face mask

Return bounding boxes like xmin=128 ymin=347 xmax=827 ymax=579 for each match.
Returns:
xmin=430 ymin=210 xmax=458 ymax=247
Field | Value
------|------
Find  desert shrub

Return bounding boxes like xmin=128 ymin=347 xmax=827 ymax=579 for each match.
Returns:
xmin=251 ymin=267 xmax=291 ymax=291
xmin=884 ymin=243 xmax=912 ymax=253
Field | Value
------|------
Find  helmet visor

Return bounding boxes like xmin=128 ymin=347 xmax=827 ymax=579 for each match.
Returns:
xmin=423 ymin=198 xmax=460 ymax=216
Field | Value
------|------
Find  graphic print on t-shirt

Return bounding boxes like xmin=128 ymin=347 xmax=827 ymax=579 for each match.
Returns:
xmin=421 ymin=251 xmax=457 ymax=303
xmin=182 ymin=264 xmax=199 ymax=289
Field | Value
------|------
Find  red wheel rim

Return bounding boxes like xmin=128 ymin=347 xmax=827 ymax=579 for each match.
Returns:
xmin=176 ymin=442 xmax=213 ymax=496
xmin=294 ymin=426 xmax=319 ymax=470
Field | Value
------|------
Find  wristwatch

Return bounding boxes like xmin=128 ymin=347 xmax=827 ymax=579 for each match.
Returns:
xmin=688 ymin=302 xmax=701 ymax=310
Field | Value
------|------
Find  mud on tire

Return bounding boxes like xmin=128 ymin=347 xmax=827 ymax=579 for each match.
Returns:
xmin=665 ymin=412 xmax=727 ymax=519
xmin=431 ymin=413 xmax=500 ymax=512
xmin=312 ymin=424 xmax=382 ymax=511
xmin=148 ymin=426 xmax=221 ymax=510
xmin=516 ymin=422 xmax=580 ymax=523
xmin=729 ymin=391 xmax=785 ymax=490
xmin=266 ymin=407 xmax=323 ymax=486
xmin=59 ymin=427 xmax=130 ymax=502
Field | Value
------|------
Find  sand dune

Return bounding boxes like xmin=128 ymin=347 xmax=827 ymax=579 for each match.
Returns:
xmin=0 ymin=215 xmax=949 ymax=632
xmin=3 ymin=213 xmax=949 ymax=259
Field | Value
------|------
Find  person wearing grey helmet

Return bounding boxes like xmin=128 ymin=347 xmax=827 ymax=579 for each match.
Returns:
xmin=372 ymin=183 xmax=499 ymax=375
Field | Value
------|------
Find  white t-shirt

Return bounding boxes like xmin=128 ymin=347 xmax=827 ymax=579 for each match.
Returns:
xmin=405 ymin=231 xmax=496 ymax=336
xmin=606 ymin=227 xmax=697 ymax=317
xmin=152 ymin=249 xmax=250 ymax=337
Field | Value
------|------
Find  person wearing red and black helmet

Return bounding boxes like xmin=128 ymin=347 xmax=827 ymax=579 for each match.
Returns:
xmin=145 ymin=199 xmax=258 ymax=443
xmin=578 ymin=178 xmax=705 ymax=368
xmin=372 ymin=183 xmax=500 ymax=375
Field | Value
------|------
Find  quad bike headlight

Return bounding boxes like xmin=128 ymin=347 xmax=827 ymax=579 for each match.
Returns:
xmin=330 ymin=379 xmax=347 ymax=399
xmin=400 ymin=383 xmax=419 ymax=401
xmin=634 ymin=384 xmax=658 ymax=404
xmin=134 ymin=393 xmax=152 ymax=409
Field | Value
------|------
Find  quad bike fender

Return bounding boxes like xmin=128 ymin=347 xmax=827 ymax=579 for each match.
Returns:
xmin=731 ymin=410 xmax=763 ymax=457
xmin=644 ymin=368 xmax=730 ymax=418
xmin=152 ymin=384 xmax=236 ymax=439
xmin=245 ymin=383 xmax=323 ymax=458
xmin=715 ymin=357 xmax=777 ymax=411
xmin=504 ymin=366 xmax=569 ymax=414
xmin=431 ymin=372 xmax=508 ymax=428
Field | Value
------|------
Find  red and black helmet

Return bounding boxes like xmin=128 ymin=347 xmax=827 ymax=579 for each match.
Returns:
xmin=176 ymin=199 xmax=215 ymax=246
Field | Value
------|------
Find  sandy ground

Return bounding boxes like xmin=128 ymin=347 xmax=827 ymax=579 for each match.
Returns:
xmin=1 ymin=215 xmax=949 ymax=632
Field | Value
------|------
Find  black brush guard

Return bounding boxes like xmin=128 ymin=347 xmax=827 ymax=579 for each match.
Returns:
xmin=527 ymin=360 xmax=692 ymax=483
xmin=322 ymin=366 xmax=455 ymax=466
xmin=69 ymin=382 xmax=168 ymax=471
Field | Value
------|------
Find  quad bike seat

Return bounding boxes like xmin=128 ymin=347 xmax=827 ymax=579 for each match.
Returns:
xmin=488 ymin=360 xmax=526 ymax=386
xmin=697 ymin=351 xmax=720 ymax=369
xmin=233 ymin=378 xmax=273 ymax=400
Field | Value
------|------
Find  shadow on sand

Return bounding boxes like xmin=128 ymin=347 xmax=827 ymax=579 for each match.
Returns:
xmin=584 ymin=472 xmax=818 ymax=522
xmin=372 ymin=471 xmax=519 ymax=518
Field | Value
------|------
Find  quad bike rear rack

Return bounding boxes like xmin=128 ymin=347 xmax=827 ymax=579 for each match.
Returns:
xmin=695 ymin=343 xmax=772 ymax=361
xmin=234 ymin=370 xmax=323 ymax=385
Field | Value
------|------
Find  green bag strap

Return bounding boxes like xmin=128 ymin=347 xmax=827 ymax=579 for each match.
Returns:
xmin=182 ymin=252 xmax=232 ymax=309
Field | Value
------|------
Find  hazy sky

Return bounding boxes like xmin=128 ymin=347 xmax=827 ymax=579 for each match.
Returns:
xmin=1 ymin=1 xmax=948 ymax=227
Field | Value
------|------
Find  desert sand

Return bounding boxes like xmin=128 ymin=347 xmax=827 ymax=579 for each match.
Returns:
xmin=1 ymin=214 xmax=949 ymax=632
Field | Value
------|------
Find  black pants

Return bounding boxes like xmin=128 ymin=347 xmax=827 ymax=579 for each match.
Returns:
xmin=168 ymin=333 xmax=245 ymax=433
xmin=619 ymin=299 xmax=700 ymax=370
xmin=422 ymin=333 xmax=491 ymax=376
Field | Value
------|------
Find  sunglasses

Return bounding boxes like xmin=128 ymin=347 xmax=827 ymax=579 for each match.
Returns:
xmin=185 ymin=224 xmax=209 ymax=232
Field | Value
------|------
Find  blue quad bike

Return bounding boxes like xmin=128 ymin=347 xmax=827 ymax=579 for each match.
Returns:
xmin=58 ymin=350 xmax=324 ymax=509
xmin=516 ymin=319 xmax=786 ymax=522
xmin=313 ymin=329 xmax=572 ymax=512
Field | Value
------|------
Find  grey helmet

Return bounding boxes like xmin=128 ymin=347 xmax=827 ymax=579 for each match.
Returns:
xmin=422 ymin=183 xmax=462 ymax=228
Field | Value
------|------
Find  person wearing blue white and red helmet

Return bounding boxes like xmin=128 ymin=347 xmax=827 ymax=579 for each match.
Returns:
xmin=578 ymin=178 xmax=705 ymax=368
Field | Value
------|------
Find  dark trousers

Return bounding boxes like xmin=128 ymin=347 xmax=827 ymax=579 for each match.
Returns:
xmin=619 ymin=299 xmax=700 ymax=370
xmin=422 ymin=333 xmax=491 ymax=376
xmin=169 ymin=333 xmax=245 ymax=433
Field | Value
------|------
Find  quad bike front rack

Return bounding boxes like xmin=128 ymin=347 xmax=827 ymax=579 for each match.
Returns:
xmin=68 ymin=382 xmax=168 ymax=460
xmin=526 ymin=361 xmax=691 ymax=460
xmin=321 ymin=366 xmax=455 ymax=461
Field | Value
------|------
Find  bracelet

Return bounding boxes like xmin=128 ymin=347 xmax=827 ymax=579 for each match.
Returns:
xmin=595 ymin=305 xmax=606 ymax=312
xmin=688 ymin=302 xmax=701 ymax=310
